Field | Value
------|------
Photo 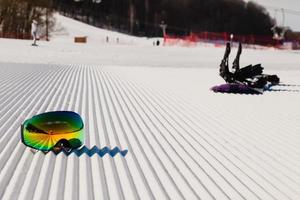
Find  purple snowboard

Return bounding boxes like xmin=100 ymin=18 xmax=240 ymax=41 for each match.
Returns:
xmin=211 ymin=83 xmax=262 ymax=94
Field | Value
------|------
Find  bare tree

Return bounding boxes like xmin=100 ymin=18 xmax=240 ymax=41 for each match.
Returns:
xmin=0 ymin=0 xmax=54 ymax=39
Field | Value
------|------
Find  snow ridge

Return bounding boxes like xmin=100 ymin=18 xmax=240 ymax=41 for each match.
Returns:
xmin=0 ymin=63 xmax=299 ymax=200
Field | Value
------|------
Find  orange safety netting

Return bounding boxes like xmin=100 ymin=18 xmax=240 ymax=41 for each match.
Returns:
xmin=164 ymin=32 xmax=282 ymax=47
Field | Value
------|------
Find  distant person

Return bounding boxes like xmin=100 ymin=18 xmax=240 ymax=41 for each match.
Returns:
xmin=156 ymin=40 xmax=160 ymax=46
xmin=31 ymin=20 xmax=38 ymax=46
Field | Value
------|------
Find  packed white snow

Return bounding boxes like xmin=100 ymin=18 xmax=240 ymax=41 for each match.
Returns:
xmin=0 ymin=13 xmax=299 ymax=200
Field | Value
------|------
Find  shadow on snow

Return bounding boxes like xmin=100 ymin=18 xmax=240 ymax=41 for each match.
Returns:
xmin=32 ymin=146 xmax=128 ymax=157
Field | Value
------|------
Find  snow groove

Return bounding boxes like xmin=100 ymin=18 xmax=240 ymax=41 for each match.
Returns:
xmin=0 ymin=63 xmax=299 ymax=200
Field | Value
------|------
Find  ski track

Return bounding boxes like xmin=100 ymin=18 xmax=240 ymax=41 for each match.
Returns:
xmin=0 ymin=63 xmax=299 ymax=200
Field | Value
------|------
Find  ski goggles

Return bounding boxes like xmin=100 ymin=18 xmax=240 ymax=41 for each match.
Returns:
xmin=21 ymin=111 xmax=84 ymax=151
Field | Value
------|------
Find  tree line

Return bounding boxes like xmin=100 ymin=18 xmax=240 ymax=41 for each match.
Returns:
xmin=0 ymin=0 xmax=277 ymax=39
xmin=54 ymin=0 xmax=276 ymax=37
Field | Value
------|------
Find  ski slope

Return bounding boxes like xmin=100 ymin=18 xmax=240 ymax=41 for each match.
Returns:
xmin=0 ymin=14 xmax=300 ymax=200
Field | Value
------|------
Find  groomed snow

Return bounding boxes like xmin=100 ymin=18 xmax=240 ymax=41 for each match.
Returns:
xmin=0 ymin=14 xmax=299 ymax=200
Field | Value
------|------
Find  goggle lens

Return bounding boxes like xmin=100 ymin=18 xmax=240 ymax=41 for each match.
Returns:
xmin=21 ymin=111 xmax=84 ymax=151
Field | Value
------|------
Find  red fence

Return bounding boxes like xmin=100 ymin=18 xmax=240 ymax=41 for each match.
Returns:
xmin=164 ymin=31 xmax=282 ymax=47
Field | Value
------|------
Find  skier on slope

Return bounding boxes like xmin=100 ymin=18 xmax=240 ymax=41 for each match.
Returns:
xmin=31 ymin=20 xmax=38 ymax=46
xmin=219 ymin=42 xmax=279 ymax=88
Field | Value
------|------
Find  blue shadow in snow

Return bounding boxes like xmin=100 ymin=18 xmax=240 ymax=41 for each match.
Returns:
xmin=267 ymin=88 xmax=300 ymax=92
xmin=266 ymin=83 xmax=300 ymax=93
xmin=51 ymin=146 xmax=128 ymax=157
xmin=277 ymin=83 xmax=300 ymax=87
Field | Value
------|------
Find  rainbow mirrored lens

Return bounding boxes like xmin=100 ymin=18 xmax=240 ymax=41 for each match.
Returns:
xmin=21 ymin=111 xmax=84 ymax=151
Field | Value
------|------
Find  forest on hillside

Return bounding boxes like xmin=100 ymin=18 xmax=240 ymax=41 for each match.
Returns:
xmin=53 ymin=0 xmax=276 ymax=37
xmin=0 ymin=0 xmax=278 ymax=38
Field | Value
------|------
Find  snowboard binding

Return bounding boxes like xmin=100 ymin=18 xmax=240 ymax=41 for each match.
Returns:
xmin=219 ymin=42 xmax=280 ymax=89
